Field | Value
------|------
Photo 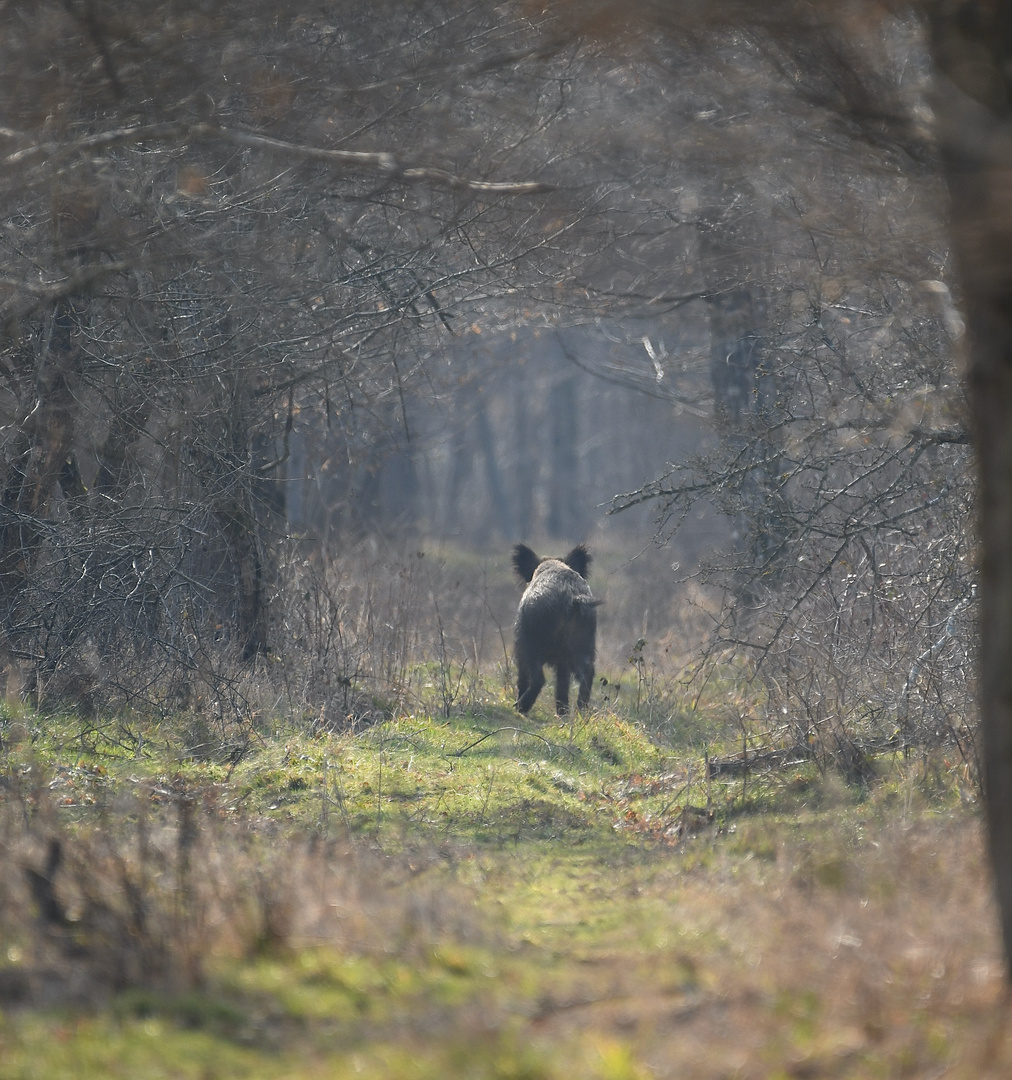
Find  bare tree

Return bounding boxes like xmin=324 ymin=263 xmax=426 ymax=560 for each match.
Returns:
xmin=0 ymin=2 xmax=572 ymax=710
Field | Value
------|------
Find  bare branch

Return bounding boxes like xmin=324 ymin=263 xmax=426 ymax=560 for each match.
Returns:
xmin=4 ymin=122 xmax=556 ymax=195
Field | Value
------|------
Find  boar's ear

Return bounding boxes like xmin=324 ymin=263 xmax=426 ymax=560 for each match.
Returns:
xmin=563 ymin=544 xmax=591 ymax=579
xmin=512 ymin=543 xmax=541 ymax=583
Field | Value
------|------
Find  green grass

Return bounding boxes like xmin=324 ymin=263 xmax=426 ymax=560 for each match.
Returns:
xmin=0 ymin=700 xmax=1003 ymax=1080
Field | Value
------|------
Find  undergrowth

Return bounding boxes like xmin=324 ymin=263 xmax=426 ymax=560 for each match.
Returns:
xmin=0 ymin=692 xmax=1004 ymax=1080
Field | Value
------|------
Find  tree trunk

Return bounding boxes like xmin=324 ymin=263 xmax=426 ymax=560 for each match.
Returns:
xmin=698 ymin=189 xmax=786 ymax=586
xmin=217 ymin=497 xmax=268 ymax=663
xmin=512 ymin=375 xmax=536 ymax=540
xmin=476 ymin=402 xmax=515 ymax=541
xmin=547 ymin=372 xmax=581 ymax=539
xmin=928 ymin=0 xmax=1012 ymax=976
xmin=93 ymin=398 xmax=152 ymax=499
xmin=0 ymin=303 xmax=83 ymax=610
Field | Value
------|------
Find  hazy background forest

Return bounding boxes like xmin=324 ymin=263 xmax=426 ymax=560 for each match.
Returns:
xmin=0 ymin=1 xmax=974 ymax=773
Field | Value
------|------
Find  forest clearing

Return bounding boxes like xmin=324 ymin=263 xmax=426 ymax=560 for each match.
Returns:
xmin=0 ymin=623 xmax=1004 ymax=1080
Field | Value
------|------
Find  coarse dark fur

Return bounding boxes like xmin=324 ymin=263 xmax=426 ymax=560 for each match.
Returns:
xmin=512 ymin=543 xmax=600 ymax=715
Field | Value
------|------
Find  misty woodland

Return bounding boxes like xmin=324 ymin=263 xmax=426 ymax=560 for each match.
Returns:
xmin=3 ymin=2 xmax=1012 ymax=1078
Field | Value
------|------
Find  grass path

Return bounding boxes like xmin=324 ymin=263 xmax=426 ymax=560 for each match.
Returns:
xmin=1 ymin=709 xmax=1009 ymax=1078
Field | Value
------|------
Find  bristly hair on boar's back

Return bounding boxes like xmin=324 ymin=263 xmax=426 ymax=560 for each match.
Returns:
xmin=512 ymin=543 xmax=600 ymax=715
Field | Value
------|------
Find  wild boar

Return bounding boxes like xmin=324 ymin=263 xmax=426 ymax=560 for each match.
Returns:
xmin=512 ymin=542 xmax=600 ymax=715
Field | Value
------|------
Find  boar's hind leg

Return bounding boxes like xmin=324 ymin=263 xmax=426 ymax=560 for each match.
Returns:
xmin=516 ymin=661 xmax=545 ymax=714
xmin=576 ymin=660 xmax=594 ymax=711
xmin=554 ymin=664 xmax=572 ymax=716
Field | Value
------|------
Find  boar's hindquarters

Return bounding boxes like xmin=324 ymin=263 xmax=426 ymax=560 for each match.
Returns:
xmin=514 ymin=586 xmax=598 ymax=716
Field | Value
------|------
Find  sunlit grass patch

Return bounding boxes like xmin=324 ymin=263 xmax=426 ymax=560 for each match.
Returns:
xmin=261 ymin=708 xmax=700 ymax=846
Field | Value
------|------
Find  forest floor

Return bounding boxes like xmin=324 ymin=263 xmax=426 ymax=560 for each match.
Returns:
xmin=0 ymin=698 xmax=1008 ymax=1079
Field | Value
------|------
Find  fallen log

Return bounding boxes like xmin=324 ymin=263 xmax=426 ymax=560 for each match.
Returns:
xmin=705 ymin=745 xmax=808 ymax=778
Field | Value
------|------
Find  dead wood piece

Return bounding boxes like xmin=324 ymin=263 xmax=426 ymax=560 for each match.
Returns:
xmin=705 ymin=746 xmax=807 ymax=778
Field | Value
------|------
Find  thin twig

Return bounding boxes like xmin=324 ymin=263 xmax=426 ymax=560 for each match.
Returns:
xmin=5 ymin=122 xmax=556 ymax=194
xmin=450 ymin=726 xmax=576 ymax=757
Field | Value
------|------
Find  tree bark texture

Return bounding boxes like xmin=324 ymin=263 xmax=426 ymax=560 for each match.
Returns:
xmin=928 ymin=0 xmax=1012 ymax=974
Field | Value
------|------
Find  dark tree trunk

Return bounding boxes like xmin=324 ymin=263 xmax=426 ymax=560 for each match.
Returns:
xmin=511 ymin=376 xmax=536 ymax=540
xmin=218 ymin=497 xmax=268 ymax=663
xmin=547 ymin=373 xmax=581 ymax=539
xmin=475 ymin=403 xmax=515 ymax=541
xmin=93 ymin=398 xmax=152 ymax=499
xmin=928 ymin=0 xmax=1012 ymax=976
xmin=0 ymin=302 xmax=83 ymax=610
xmin=707 ymin=287 xmax=764 ymax=426
xmin=698 ymin=189 xmax=787 ymax=585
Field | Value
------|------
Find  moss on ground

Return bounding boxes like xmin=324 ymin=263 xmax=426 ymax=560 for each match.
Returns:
xmin=0 ymin=704 xmax=1003 ymax=1080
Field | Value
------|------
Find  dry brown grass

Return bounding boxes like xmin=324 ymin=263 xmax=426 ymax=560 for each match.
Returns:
xmin=521 ymin=813 xmax=1010 ymax=1079
xmin=0 ymin=776 xmax=486 ymax=1010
